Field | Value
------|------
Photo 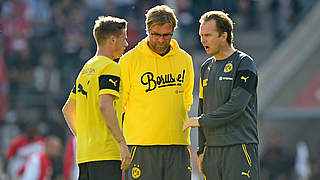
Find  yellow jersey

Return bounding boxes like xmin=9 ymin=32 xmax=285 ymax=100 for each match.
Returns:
xmin=120 ymin=38 xmax=194 ymax=145
xmin=69 ymin=56 xmax=122 ymax=163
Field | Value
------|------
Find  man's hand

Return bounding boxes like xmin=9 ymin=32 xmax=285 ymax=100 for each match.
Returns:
xmin=182 ymin=117 xmax=200 ymax=131
xmin=119 ymin=140 xmax=131 ymax=170
xmin=198 ymin=153 xmax=205 ymax=177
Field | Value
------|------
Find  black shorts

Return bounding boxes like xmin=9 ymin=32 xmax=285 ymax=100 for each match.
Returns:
xmin=78 ymin=160 xmax=121 ymax=180
xmin=124 ymin=145 xmax=192 ymax=180
xmin=202 ymin=143 xmax=260 ymax=180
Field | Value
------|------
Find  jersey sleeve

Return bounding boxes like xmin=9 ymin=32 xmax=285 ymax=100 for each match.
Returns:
xmin=119 ymin=57 xmax=130 ymax=112
xmin=233 ymin=57 xmax=258 ymax=95
xmin=98 ymin=63 xmax=121 ymax=98
xmin=184 ymin=56 xmax=194 ymax=111
xmin=69 ymin=84 xmax=76 ymax=100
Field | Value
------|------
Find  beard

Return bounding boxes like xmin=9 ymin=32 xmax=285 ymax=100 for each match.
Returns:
xmin=149 ymin=40 xmax=170 ymax=54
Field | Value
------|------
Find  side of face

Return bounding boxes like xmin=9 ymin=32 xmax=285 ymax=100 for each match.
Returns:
xmin=147 ymin=23 xmax=173 ymax=54
xmin=199 ymin=20 xmax=223 ymax=56
xmin=112 ymin=29 xmax=128 ymax=59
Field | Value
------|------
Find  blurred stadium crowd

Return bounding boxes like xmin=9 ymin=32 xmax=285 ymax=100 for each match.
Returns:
xmin=0 ymin=0 xmax=319 ymax=179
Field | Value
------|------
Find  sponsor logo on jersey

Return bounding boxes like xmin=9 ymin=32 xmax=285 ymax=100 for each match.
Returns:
xmin=175 ymin=90 xmax=184 ymax=94
xmin=219 ymin=76 xmax=233 ymax=81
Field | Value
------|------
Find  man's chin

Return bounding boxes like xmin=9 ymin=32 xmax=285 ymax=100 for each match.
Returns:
xmin=157 ymin=47 xmax=169 ymax=52
xmin=205 ymin=50 xmax=214 ymax=56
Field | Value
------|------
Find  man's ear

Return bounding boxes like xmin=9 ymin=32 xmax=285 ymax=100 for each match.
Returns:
xmin=221 ymin=32 xmax=227 ymax=41
xmin=106 ymin=35 xmax=116 ymax=45
xmin=110 ymin=35 xmax=116 ymax=44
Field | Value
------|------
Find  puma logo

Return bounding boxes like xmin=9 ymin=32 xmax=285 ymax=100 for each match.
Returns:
xmin=241 ymin=76 xmax=249 ymax=83
xmin=109 ymin=79 xmax=118 ymax=87
xmin=241 ymin=170 xmax=250 ymax=178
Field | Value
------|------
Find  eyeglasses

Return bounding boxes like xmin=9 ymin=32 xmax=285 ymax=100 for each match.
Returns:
xmin=150 ymin=32 xmax=173 ymax=40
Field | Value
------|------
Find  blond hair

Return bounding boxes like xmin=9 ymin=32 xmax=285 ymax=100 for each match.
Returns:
xmin=145 ymin=5 xmax=178 ymax=31
xmin=93 ymin=16 xmax=127 ymax=46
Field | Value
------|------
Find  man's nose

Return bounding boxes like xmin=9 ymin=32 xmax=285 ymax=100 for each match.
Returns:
xmin=158 ymin=37 xmax=165 ymax=43
xmin=201 ymin=37 xmax=206 ymax=44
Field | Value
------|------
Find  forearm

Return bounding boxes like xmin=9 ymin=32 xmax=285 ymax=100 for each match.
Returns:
xmin=65 ymin=116 xmax=76 ymax=136
xmin=62 ymin=98 xmax=77 ymax=136
xmin=100 ymin=101 xmax=125 ymax=143
xmin=199 ymin=87 xmax=251 ymax=128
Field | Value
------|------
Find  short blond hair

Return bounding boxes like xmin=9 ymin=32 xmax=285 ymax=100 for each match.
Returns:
xmin=93 ymin=16 xmax=127 ymax=46
xmin=200 ymin=11 xmax=234 ymax=46
xmin=145 ymin=5 xmax=178 ymax=31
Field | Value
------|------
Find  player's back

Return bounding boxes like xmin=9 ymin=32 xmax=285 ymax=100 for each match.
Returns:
xmin=71 ymin=56 xmax=121 ymax=164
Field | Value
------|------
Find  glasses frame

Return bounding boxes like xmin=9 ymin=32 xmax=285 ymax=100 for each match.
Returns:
xmin=150 ymin=32 xmax=173 ymax=40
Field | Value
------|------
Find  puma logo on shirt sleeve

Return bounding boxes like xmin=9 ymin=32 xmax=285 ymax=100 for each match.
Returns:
xmin=99 ymin=75 xmax=120 ymax=92
xmin=108 ymin=79 xmax=118 ymax=87
xmin=241 ymin=76 xmax=249 ymax=83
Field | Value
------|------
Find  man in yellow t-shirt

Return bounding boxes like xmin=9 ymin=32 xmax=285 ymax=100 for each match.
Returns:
xmin=120 ymin=5 xmax=194 ymax=180
xmin=62 ymin=16 xmax=131 ymax=180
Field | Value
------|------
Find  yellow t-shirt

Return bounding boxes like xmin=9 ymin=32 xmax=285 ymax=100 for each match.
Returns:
xmin=69 ymin=56 xmax=122 ymax=163
xmin=120 ymin=38 xmax=194 ymax=145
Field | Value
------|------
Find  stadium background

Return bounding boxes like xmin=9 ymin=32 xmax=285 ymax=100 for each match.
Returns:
xmin=1 ymin=0 xmax=320 ymax=179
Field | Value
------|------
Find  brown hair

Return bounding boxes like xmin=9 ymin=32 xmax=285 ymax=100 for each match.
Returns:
xmin=199 ymin=11 xmax=234 ymax=46
xmin=93 ymin=16 xmax=127 ymax=46
xmin=145 ymin=5 xmax=178 ymax=31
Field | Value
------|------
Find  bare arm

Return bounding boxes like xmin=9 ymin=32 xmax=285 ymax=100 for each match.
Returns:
xmin=62 ymin=98 xmax=77 ymax=136
xmin=99 ymin=94 xmax=131 ymax=170
xmin=100 ymin=94 xmax=125 ymax=142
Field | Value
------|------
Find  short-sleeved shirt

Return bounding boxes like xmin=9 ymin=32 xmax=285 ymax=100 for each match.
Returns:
xmin=69 ymin=56 xmax=122 ymax=164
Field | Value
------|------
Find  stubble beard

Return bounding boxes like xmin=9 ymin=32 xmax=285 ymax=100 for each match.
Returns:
xmin=150 ymin=41 xmax=169 ymax=54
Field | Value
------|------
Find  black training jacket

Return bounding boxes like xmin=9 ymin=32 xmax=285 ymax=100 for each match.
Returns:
xmin=197 ymin=50 xmax=259 ymax=155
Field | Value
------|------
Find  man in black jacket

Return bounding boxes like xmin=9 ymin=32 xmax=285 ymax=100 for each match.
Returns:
xmin=183 ymin=11 xmax=259 ymax=180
